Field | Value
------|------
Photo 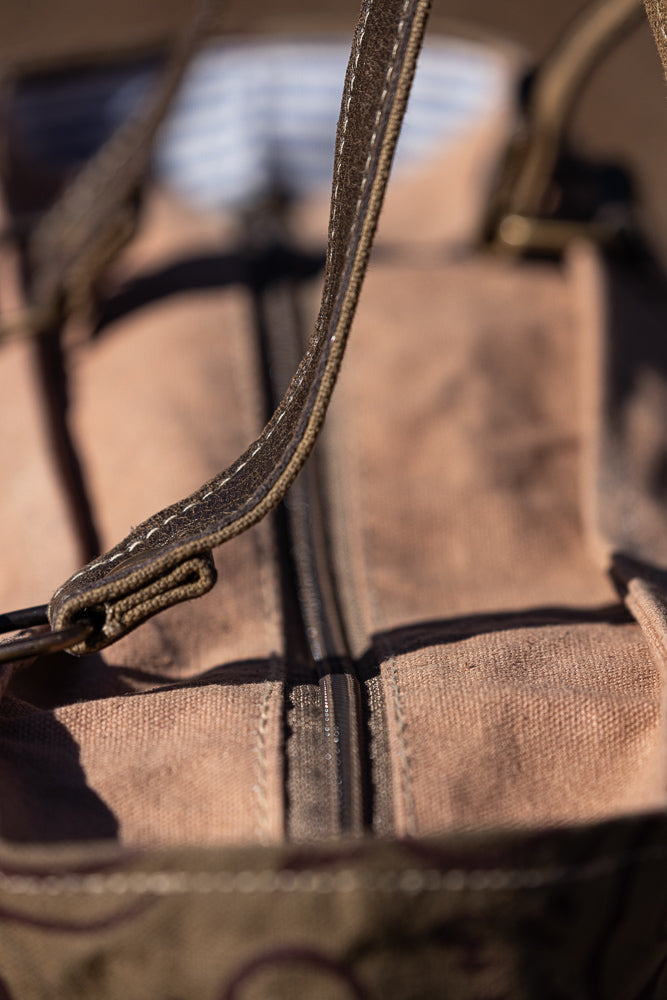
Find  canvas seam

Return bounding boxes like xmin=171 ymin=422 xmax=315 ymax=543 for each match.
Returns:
xmin=254 ymin=677 xmax=274 ymax=844
xmin=246 ymin=352 xmax=282 ymax=844
xmin=387 ymin=655 xmax=416 ymax=834
xmin=3 ymin=847 xmax=667 ymax=896
xmin=253 ymin=518 xmax=272 ymax=844
xmin=353 ymin=414 xmax=416 ymax=834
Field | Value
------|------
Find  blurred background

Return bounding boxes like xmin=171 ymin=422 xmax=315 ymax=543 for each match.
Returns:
xmin=1 ymin=0 xmax=667 ymax=259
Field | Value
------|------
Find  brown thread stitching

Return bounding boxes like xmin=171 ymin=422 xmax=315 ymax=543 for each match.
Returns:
xmin=387 ymin=655 xmax=416 ymax=835
xmin=3 ymin=846 xmax=667 ymax=896
xmin=57 ymin=0 xmax=413 ymax=596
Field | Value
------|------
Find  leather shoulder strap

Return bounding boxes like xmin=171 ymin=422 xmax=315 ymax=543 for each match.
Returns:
xmin=49 ymin=0 xmax=432 ymax=653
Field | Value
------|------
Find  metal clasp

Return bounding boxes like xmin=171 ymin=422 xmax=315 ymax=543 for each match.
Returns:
xmin=0 ymin=604 xmax=94 ymax=665
xmin=494 ymin=212 xmax=625 ymax=255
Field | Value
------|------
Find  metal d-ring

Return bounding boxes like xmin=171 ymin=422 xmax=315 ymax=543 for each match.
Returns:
xmin=0 ymin=604 xmax=95 ymax=665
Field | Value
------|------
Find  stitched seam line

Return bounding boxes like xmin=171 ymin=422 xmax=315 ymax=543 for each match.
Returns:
xmin=216 ymin=320 xmax=283 ymax=847
xmin=387 ymin=655 xmax=416 ymax=835
xmin=254 ymin=679 xmax=273 ymax=844
xmin=327 ymin=0 xmax=373 ymax=264
xmin=57 ymin=0 xmax=414 ymax=600
xmin=349 ymin=371 xmax=415 ymax=832
xmin=248 ymin=364 xmax=282 ymax=844
xmin=3 ymin=847 xmax=667 ymax=896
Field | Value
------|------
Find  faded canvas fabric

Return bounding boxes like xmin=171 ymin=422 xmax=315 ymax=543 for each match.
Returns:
xmin=3 ymin=0 xmax=667 ymax=997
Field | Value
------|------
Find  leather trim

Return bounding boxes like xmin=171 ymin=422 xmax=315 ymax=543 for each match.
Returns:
xmin=22 ymin=0 xmax=217 ymax=341
xmin=49 ymin=0 xmax=433 ymax=652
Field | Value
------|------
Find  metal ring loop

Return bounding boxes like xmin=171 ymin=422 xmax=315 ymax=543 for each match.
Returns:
xmin=0 ymin=607 xmax=95 ymax=665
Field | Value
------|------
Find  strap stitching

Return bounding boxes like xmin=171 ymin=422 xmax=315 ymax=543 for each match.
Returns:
xmin=327 ymin=0 xmax=374 ymax=265
xmin=387 ymin=655 xmax=416 ymax=834
xmin=56 ymin=0 xmax=411 ymax=599
xmin=254 ymin=669 xmax=277 ymax=843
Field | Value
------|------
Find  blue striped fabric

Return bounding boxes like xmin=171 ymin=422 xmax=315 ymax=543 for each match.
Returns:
xmin=10 ymin=38 xmax=506 ymax=210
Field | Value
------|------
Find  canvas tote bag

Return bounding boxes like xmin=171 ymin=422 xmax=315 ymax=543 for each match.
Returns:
xmin=2 ymin=0 xmax=667 ymax=995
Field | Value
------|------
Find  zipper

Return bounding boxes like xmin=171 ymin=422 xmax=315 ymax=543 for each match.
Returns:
xmin=244 ymin=194 xmax=365 ymax=838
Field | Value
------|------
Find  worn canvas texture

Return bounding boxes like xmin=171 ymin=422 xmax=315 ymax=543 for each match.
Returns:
xmin=2 ymin=4 xmax=667 ymax=997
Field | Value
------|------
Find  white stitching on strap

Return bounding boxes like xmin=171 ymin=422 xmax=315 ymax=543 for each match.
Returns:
xmin=62 ymin=0 xmax=410 ymax=585
xmin=327 ymin=0 xmax=373 ymax=264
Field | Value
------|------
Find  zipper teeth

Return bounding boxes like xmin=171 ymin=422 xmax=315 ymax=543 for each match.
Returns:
xmin=289 ymin=457 xmax=365 ymax=835
xmin=245 ymin=213 xmax=365 ymax=837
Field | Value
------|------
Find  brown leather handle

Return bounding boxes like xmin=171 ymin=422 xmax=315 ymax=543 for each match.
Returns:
xmin=20 ymin=0 xmax=219 ymax=342
xmin=482 ymin=0 xmax=643 ymax=250
xmin=49 ymin=0 xmax=433 ymax=653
